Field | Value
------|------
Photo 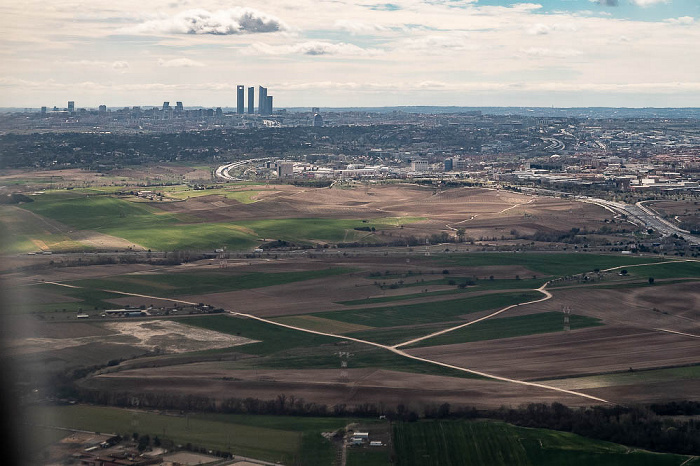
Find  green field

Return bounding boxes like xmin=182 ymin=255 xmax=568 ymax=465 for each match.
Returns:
xmin=440 ymin=253 xmax=665 ymax=277
xmin=393 ymin=420 xmax=692 ymax=466
xmin=69 ymin=268 xmax=353 ymax=298
xmin=540 ymin=364 xmax=700 ymax=390
xmin=313 ymin=291 xmax=543 ymax=328
xmin=406 ymin=312 xmax=603 ymax=348
xmin=27 ymin=405 xmax=352 ymax=464
xmin=17 ymin=192 xmax=421 ymax=250
xmin=339 ymin=278 xmax=547 ymax=306
xmin=182 ymin=316 xmax=483 ymax=378
xmin=623 ymin=261 xmax=700 ymax=280
xmin=0 ymin=205 xmax=87 ymax=253
xmin=347 ymin=448 xmax=392 ymax=466
xmin=347 ymin=322 xmax=457 ymax=346
xmin=181 ymin=315 xmax=339 ymax=355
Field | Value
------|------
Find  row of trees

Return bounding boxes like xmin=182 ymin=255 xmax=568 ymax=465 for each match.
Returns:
xmin=71 ymin=386 xmax=700 ymax=456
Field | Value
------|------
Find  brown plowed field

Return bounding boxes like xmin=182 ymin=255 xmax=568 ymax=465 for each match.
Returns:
xmin=406 ymin=325 xmax=700 ymax=381
xmin=82 ymin=366 xmax=591 ymax=408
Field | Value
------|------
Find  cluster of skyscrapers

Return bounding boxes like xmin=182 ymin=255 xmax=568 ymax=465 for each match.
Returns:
xmin=237 ymin=85 xmax=273 ymax=116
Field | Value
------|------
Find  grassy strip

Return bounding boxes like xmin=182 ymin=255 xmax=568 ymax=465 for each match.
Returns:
xmin=26 ymin=405 xmax=354 ymax=464
xmin=347 ymin=323 xmax=458 ymax=346
xmin=439 ymin=253 xmax=665 ymax=277
xmin=393 ymin=419 xmax=690 ymax=466
xmin=313 ymin=291 xmax=543 ymax=328
xmin=539 ymin=364 xmax=700 ymax=390
xmin=406 ymin=312 xmax=603 ymax=348
xmin=339 ymin=278 xmax=547 ymax=306
xmin=70 ymin=268 xmax=353 ymax=298
xmin=181 ymin=315 xmax=338 ymax=355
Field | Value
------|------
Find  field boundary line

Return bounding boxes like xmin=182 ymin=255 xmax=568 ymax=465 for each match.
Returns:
xmin=653 ymin=328 xmax=700 ymax=339
xmin=231 ymin=309 xmax=610 ymax=404
xmin=391 ymin=284 xmax=552 ymax=349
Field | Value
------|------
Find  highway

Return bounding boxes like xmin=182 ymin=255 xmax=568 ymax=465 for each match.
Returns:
xmin=580 ymin=196 xmax=700 ymax=246
xmin=215 ymin=158 xmax=271 ymax=181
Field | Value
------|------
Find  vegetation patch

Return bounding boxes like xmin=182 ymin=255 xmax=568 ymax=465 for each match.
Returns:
xmin=313 ymin=292 xmax=543 ymax=328
xmin=406 ymin=312 xmax=603 ymax=348
xmin=393 ymin=419 xmax=690 ymax=466
xmin=271 ymin=315 xmax=374 ymax=334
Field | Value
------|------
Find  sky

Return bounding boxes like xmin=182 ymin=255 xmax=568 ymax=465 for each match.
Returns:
xmin=1 ymin=0 xmax=699 ymax=108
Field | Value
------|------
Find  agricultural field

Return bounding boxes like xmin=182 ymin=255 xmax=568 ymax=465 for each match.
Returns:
xmin=392 ymin=420 xmax=694 ymax=466
xmin=2 ymin=182 xmax=625 ymax=252
xmin=26 ymin=404 xmax=352 ymax=464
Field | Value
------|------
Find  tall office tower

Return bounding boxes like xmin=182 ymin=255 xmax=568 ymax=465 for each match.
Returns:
xmin=248 ymin=87 xmax=254 ymax=114
xmin=98 ymin=105 xmax=107 ymax=114
xmin=236 ymin=85 xmax=245 ymax=114
xmin=258 ymin=86 xmax=267 ymax=115
xmin=312 ymin=107 xmax=320 ymax=114
xmin=67 ymin=101 xmax=75 ymax=113
xmin=266 ymin=95 xmax=273 ymax=115
xmin=175 ymin=101 xmax=184 ymax=113
xmin=162 ymin=102 xmax=170 ymax=110
xmin=40 ymin=106 xmax=47 ymax=114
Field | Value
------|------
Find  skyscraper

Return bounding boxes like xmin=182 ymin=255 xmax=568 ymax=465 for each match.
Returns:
xmin=258 ymin=86 xmax=267 ymax=115
xmin=266 ymin=95 xmax=273 ymax=115
xmin=67 ymin=101 xmax=75 ymax=113
xmin=236 ymin=85 xmax=245 ymax=114
xmin=248 ymin=87 xmax=254 ymax=114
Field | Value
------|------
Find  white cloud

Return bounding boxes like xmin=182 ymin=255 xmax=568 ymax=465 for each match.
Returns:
xmin=401 ymin=33 xmax=476 ymax=52
xmin=589 ymin=0 xmax=619 ymax=6
xmin=124 ymin=8 xmax=288 ymax=35
xmin=157 ymin=58 xmax=205 ymax=67
xmin=112 ymin=61 xmax=129 ymax=70
xmin=520 ymin=47 xmax=583 ymax=58
xmin=526 ymin=22 xmax=577 ymax=35
xmin=333 ymin=19 xmax=387 ymax=34
xmin=665 ymin=16 xmax=695 ymax=25
xmin=630 ymin=0 xmax=670 ymax=6
xmin=249 ymin=41 xmax=383 ymax=56
xmin=64 ymin=60 xmax=130 ymax=71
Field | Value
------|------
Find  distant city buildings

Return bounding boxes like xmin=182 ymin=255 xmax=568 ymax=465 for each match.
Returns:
xmin=67 ymin=101 xmax=74 ymax=113
xmin=248 ymin=87 xmax=254 ymax=114
xmin=237 ymin=85 xmax=245 ymax=114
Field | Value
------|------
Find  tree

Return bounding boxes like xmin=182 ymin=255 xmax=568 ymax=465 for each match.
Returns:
xmin=621 ymin=269 xmax=628 ymax=276
xmin=648 ymin=277 xmax=655 ymax=285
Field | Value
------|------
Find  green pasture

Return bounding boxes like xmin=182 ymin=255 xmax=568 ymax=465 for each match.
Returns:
xmin=70 ymin=268 xmax=352 ymax=298
xmin=26 ymin=405 xmax=352 ymax=464
xmin=16 ymin=193 xmax=421 ymax=250
xmin=0 ymin=205 xmax=87 ymax=253
xmin=347 ymin=323 xmax=457 ymax=346
xmin=339 ymin=278 xmax=547 ymax=306
xmin=623 ymin=261 xmax=700 ymax=280
xmin=440 ymin=253 xmax=665 ymax=278
xmin=393 ymin=420 xmax=692 ymax=466
xmin=406 ymin=312 xmax=603 ymax=348
xmin=347 ymin=449 xmax=392 ymax=466
xmin=313 ymin=291 xmax=543 ymax=328
xmin=182 ymin=316 xmax=483 ymax=379
xmin=540 ymin=364 xmax=700 ymax=390
xmin=182 ymin=315 xmax=339 ymax=355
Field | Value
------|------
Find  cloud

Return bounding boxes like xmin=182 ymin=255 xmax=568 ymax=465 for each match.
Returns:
xmin=527 ymin=23 xmax=577 ymax=35
xmin=64 ymin=60 xmax=130 ymax=70
xmin=665 ymin=16 xmax=695 ymax=25
xmin=589 ymin=0 xmax=619 ymax=6
xmin=629 ymin=0 xmax=670 ymax=6
xmin=401 ymin=33 xmax=476 ymax=52
xmin=333 ymin=19 xmax=387 ymax=34
xmin=249 ymin=41 xmax=382 ymax=56
xmin=520 ymin=47 xmax=583 ymax=58
xmin=124 ymin=8 xmax=288 ymax=35
xmin=157 ymin=58 xmax=205 ymax=67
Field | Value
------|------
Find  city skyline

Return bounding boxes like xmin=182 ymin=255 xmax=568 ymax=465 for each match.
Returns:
xmin=2 ymin=0 xmax=700 ymax=108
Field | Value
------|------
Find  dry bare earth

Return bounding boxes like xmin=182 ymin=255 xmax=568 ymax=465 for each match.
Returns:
xmin=84 ymin=366 xmax=591 ymax=409
xmin=152 ymin=185 xmax=613 ymax=240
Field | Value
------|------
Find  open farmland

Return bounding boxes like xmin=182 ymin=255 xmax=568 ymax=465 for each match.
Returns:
xmin=4 ymin=183 xmax=621 ymax=252
xmin=392 ymin=420 xmax=692 ymax=466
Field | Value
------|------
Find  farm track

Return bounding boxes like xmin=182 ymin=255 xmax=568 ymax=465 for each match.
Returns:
xmin=42 ymin=258 xmax=700 ymax=405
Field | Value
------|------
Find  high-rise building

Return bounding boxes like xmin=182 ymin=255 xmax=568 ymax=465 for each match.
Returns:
xmin=313 ymin=113 xmax=323 ymax=127
xmin=175 ymin=101 xmax=183 ymax=113
xmin=237 ymin=85 xmax=245 ymax=114
xmin=247 ymin=87 xmax=254 ymax=114
xmin=40 ymin=106 xmax=47 ymax=114
xmin=67 ymin=101 xmax=75 ymax=113
xmin=162 ymin=102 xmax=170 ymax=110
xmin=266 ymin=95 xmax=273 ymax=115
xmin=98 ymin=105 xmax=107 ymax=114
xmin=258 ymin=86 xmax=267 ymax=115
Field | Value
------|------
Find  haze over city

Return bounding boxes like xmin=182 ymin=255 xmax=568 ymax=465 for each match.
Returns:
xmin=2 ymin=0 xmax=700 ymax=108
